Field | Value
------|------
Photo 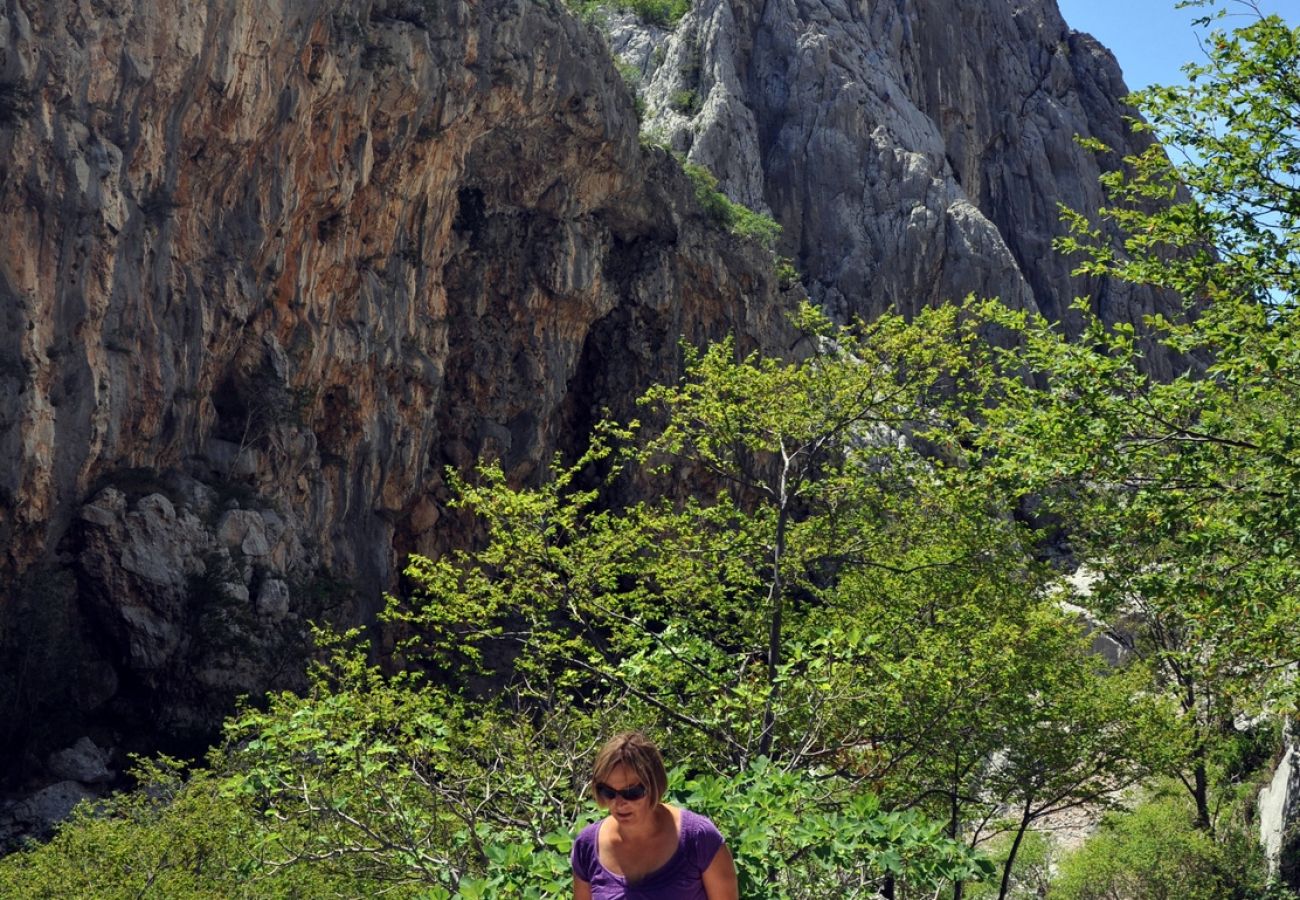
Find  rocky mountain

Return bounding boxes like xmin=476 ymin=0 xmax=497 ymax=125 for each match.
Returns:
xmin=0 ymin=0 xmax=1177 ymax=788
xmin=613 ymin=0 xmax=1179 ymax=347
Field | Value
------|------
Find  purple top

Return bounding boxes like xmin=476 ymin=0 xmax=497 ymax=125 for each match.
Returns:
xmin=571 ymin=808 xmax=725 ymax=899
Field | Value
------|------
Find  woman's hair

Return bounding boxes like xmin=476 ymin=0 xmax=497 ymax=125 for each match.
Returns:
xmin=590 ymin=731 xmax=668 ymax=804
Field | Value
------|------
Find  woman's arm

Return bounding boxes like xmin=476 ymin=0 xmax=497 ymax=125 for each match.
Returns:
xmin=574 ymin=875 xmax=593 ymax=900
xmin=702 ymin=843 xmax=739 ymax=900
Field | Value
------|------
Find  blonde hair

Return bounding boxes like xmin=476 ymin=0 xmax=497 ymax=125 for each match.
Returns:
xmin=590 ymin=731 xmax=668 ymax=804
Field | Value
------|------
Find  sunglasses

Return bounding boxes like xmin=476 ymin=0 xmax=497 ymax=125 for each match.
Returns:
xmin=595 ymin=782 xmax=648 ymax=802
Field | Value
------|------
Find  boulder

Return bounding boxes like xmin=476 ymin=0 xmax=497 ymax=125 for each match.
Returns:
xmin=46 ymin=737 xmax=114 ymax=785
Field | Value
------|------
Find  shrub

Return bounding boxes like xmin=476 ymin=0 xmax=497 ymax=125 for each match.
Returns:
xmin=629 ymin=0 xmax=690 ymax=26
xmin=563 ymin=0 xmax=691 ymax=28
xmin=681 ymin=162 xmax=782 ymax=250
xmin=1050 ymin=790 xmax=1283 ymax=900
xmin=670 ymin=87 xmax=700 ymax=113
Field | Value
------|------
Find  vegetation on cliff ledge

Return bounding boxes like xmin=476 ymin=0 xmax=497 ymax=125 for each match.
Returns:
xmin=565 ymin=0 xmax=692 ymax=28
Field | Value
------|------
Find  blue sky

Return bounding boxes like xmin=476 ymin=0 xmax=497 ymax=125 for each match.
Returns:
xmin=1055 ymin=0 xmax=1299 ymax=90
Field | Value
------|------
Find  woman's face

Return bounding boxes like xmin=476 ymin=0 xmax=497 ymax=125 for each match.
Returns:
xmin=600 ymin=763 xmax=654 ymax=826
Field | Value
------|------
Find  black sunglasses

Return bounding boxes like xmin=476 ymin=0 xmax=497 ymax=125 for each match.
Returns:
xmin=595 ymin=782 xmax=648 ymax=802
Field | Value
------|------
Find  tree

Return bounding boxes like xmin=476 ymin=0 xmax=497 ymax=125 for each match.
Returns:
xmin=1052 ymin=786 xmax=1281 ymax=900
xmin=393 ymin=302 xmax=1167 ymax=898
xmin=965 ymin=0 xmax=1300 ymax=848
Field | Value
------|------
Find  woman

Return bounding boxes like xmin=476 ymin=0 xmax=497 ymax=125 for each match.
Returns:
xmin=571 ymin=732 xmax=739 ymax=900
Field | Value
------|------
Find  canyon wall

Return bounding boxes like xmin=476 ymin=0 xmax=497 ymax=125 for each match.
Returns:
xmin=0 ymin=0 xmax=1178 ymax=779
xmin=0 ymin=0 xmax=790 ymax=771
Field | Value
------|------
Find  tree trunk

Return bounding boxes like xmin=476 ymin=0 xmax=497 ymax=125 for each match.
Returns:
xmin=997 ymin=803 xmax=1035 ymax=900
xmin=951 ymin=754 xmax=963 ymax=900
xmin=951 ymin=775 xmax=961 ymax=894
xmin=758 ymin=498 xmax=788 ymax=757
xmin=1192 ymin=755 xmax=1211 ymax=833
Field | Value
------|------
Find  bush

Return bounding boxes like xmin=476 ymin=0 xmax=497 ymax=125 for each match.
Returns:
xmin=1050 ymin=790 xmax=1283 ymax=900
xmin=670 ymin=87 xmax=700 ymax=113
xmin=681 ymin=162 xmax=782 ymax=250
xmin=775 ymin=256 xmax=800 ymax=289
xmin=563 ymin=0 xmax=691 ymax=28
xmin=677 ymin=759 xmax=993 ymax=898
xmin=624 ymin=0 xmax=690 ymax=26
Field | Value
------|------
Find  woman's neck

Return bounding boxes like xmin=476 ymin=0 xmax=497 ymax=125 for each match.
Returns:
xmin=612 ymin=802 xmax=671 ymax=842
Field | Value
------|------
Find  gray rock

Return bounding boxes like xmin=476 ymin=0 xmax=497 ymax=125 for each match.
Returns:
xmin=115 ymin=492 xmax=211 ymax=587
xmin=623 ymin=0 xmax=1184 ymax=372
xmin=217 ymin=509 xmax=269 ymax=557
xmin=170 ymin=475 xmax=219 ymax=517
xmin=241 ymin=529 xmax=271 ymax=558
xmin=78 ymin=489 xmax=125 ymax=528
xmin=256 ymin=578 xmax=291 ymax=621
xmin=607 ymin=11 xmax=672 ymax=78
xmin=9 ymin=781 xmax=94 ymax=829
xmin=47 ymin=737 xmax=114 ymax=784
xmin=77 ymin=488 xmax=219 ymax=670
xmin=1260 ymin=720 xmax=1300 ymax=885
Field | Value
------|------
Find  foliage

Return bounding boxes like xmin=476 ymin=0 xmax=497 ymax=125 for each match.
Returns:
xmin=1069 ymin=0 xmax=1299 ymax=306
xmin=670 ymin=87 xmax=700 ymax=113
xmin=775 ymin=256 xmax=800 ymax=289
xmin=393 ymin=301 xmax=1168 ymax=898
xmin=0 ymin=296 xmax=1177 ymax=897
xmin=564 ymin=0 xmax=691 ymax=28
xmin=682 ymin=161 xmax=783 ymax=249
xmin=676 ymin=759 xmax=993 ymax=898
xmin=223 ymin=638 xmax=603 ymax=898
xmin=1050 ymin=786 xmax=1287 ymax=900
xmin=959 ymin=5 xmax=1300 ymax=847
xmin=0 ymin=757 xmax=352 ymax=899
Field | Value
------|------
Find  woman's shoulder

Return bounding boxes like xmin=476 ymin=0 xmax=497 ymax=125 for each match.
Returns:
xmin=676 ymin=807 xmax=722 ymax=836
xmin=575 ymin=817 xmax=603 ymax=848
xmin=571 ymin=818 xmax=604 ymax=879
xmin=674 ymin=807 xmax=725 ymax=869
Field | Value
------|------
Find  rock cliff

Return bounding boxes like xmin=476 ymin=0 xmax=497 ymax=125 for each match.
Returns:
xmin=0 ymin=0 xmax=788 ymax=774
xmin=0 ymin=0 xmax=1179 ymax=781
xmin=614 ymin=0 xmax=1180 ymax=353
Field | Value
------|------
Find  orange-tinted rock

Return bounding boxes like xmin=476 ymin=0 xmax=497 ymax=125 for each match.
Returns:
xmin=0 ymin=0 xmax=789 ymax=762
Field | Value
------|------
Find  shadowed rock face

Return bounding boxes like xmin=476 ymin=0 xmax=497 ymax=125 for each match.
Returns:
xmin=0 ymin=0 xmax=788 ymax=768
xmin=619 ymin=0 xmax=1182 ymax=361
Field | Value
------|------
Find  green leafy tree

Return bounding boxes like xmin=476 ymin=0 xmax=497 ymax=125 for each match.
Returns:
xmin=962 ymin=0 xmax=1300 ymax=855
xmin=394 ymin=302 xmax=1169 ymax=898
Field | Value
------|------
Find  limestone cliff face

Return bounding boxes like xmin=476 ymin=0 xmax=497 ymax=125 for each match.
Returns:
xmin=0 ymin=0 xmax=1184 ymax=777
xmin=0 ymin=0 xmax=788 ymax=767
xmin=615 ymin=0 xmax=1179 ymax=356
